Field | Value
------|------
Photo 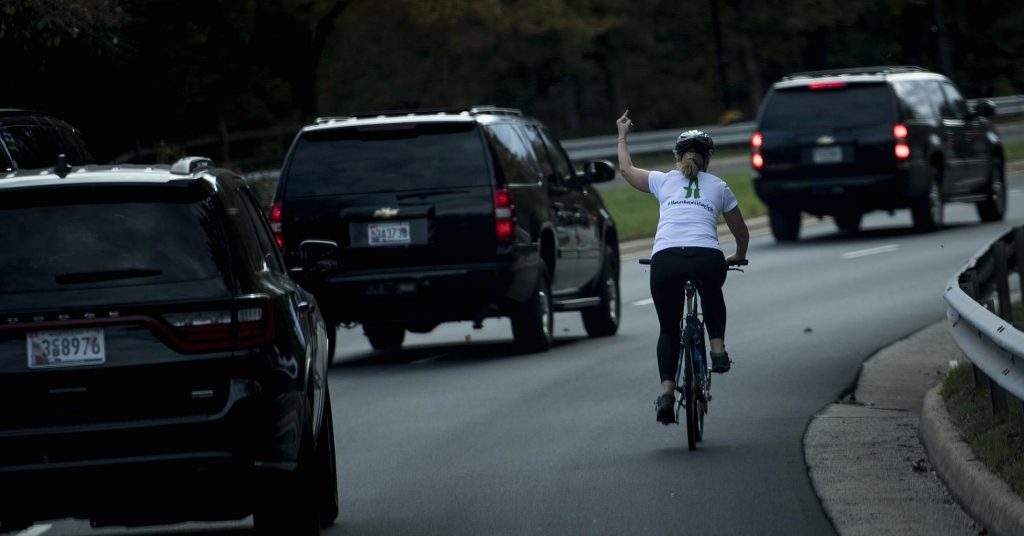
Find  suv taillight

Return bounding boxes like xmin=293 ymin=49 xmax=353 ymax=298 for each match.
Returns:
xmin=751 ymin=131 xmax=764 ymax=170
xmin=893 ymin=123 xmax=910 ymax=160
xmin=494 ymin=187 xmax=516 ymax=245
xmin=162 ymin=297 xmax=273 ymax=352
xmin=269 ymin=201 xmax=284 ymax=249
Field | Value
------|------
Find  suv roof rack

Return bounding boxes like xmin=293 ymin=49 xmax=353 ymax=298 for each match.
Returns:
xmin=315 ymin=105 xmax=522 ymax=124
xmin=781 ymin=65 xmax=928 ymax=81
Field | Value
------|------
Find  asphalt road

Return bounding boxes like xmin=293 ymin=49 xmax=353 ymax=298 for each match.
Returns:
xmin=25 ymin=170 xmax=1024 ymax=535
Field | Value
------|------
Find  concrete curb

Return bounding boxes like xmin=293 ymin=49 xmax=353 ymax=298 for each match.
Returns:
xmin=919 ymin=386 xmax=1024 ymax=536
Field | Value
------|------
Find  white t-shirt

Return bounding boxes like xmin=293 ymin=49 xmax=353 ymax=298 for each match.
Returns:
xmin=648 ymin=169 xmax=738 ymax=255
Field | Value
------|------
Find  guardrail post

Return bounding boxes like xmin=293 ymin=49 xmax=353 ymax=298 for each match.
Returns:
xmin=959 ymin=270 xmax=990 ymax=390
xmin=994 ymin=241 xmax=1012 ymax=322
xmin=990 ymin=381 xmax=1008 ymax=415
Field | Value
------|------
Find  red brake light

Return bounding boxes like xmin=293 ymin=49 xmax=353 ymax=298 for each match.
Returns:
xmin=162 ymin=298 xmax=273 ymax=352
xmin=893 ymin=123 xmax=908 ymax=139
xmin=895 ymin=143 xmax=910 ymax=160
xmin=494 ymin=188 xmax=516 ymax=244
xmin=268 ymin=201 xmax=284 ymax=249
xmin=752 ymin=153 xmax=764 ymax=170
xmin=808 ymin=82 xmax=847 ymax=90
xmin=751 ymin=132 xmax=763 ymax=149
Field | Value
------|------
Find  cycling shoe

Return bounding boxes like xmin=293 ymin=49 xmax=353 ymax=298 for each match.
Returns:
xmin=655 ymin=393 xmax=676 ymax=424
xmin=710 ymin=351 xmax=732 ymax=373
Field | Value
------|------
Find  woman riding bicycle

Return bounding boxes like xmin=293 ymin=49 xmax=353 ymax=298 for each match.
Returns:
xmin=615 ymin=110 xmax=750 ymax=425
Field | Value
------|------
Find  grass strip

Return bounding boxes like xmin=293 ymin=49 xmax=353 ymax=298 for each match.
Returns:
xmin=941 ymin=361 xmax=1024 ymax=499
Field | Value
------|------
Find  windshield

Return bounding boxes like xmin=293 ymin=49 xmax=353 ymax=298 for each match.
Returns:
xmin=282 ymin=122 xmax=491 ymax=197
xmin=760 ymin=84 xmax=897 ymax=129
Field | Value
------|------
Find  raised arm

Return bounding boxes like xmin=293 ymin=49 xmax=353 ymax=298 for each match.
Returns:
xmin=723 ymin=206 xmax=749 ymax=262
xmin=616 ymin=110 xmax=651 ymax=193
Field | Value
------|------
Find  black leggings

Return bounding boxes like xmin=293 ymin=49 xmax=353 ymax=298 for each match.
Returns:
xmin=650 ymin=247 xmax=727 ymax=383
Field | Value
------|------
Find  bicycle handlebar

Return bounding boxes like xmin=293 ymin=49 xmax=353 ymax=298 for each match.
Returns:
xmin=637 ymin=257 xmax=748 ymax=267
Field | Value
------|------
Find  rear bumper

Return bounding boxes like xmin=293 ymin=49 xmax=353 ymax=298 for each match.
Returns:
xmin=0 ymin=378 xmax=306 ymax=525
xmin=754 ymin=167 xmax=925 ymax=215
xmin=298 ymin=258 xmax=541 ymax=325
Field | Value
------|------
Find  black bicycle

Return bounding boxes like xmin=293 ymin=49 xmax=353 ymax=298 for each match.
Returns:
xmin=640 ymin=257 xmax=747 ymax=450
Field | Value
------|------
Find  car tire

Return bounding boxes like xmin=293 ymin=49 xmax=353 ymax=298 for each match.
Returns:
xmin=252 ymin=403 xmax=320 ymax=536
xmin=363 ymin=324 xmax=404 ymax=351
xmin=833 ymin=211 xmax=862 ymax=233
xmin=511 ymin=261 xmax=553 ymax=353
xmin=582 ymin=247 xmax=620 ymax=337
xmin=976 ymin=156 xmax=1006 ymax=223
xmin=912 ymin=167 xmax=944 ymax=232
xmin=769 ymin=208 xmax=800 ymax=242
xmin=315 ymin=390 xmax=339 ymax=528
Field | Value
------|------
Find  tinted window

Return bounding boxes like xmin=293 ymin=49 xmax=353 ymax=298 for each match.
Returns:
xmin=283 ymin=122 xmax=490 ymax=197
xmin=536 ymin=126 xmax=575 ymax=181
xmin=55 ymin=126 xmax=95 ymax=165
xmin=760 ymin=84 xmax=897 ymax=129
xmin=892 ymin=80 xmax=938 ymax=122
xmin=239 ymin=187 xmax=284 ymax=274
xmin=485 ymin=123 xmax=541 ymax=185
xmin=940 ymin=82 xmax=967 ymax=120
xmin=0 ymin=187 xmax=232 ymax=294
xmin=2 ymin=125 xmax=63 ymax=169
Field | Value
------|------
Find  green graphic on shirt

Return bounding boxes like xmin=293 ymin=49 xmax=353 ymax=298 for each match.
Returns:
xmin=684 ymin=178 xmax=701 ymax=199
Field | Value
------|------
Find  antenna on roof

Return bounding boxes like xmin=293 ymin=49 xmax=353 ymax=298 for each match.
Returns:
xmin=54 ymin=154 xmax=71 ymax=178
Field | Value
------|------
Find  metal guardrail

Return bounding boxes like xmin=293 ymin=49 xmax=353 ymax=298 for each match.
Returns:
xmin=945 ymin=225 xmax=1024 ymax=414
xmin=563 ymin=94 xmax=1024 ymax=162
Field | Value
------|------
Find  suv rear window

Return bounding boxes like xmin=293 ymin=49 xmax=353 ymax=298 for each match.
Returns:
xmin=283 ymin=122 xmax=490 ymax=197
xmin=0 ymin=187 xmax=231 ymax=294
xmin=760 ymin=84 xmax=897 ymax=129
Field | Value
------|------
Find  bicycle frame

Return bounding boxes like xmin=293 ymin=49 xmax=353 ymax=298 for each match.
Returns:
xmin=675 ymin=281 xmax=709 ymax=449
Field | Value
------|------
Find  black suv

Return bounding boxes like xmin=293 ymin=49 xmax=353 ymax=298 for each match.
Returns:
xmin=272 ymin=106 xmax=620 ymax=353
xmin=0 ymin=158 xmax=337 ymax=534
xmin=750 ymin=66 xmax=1005 ymax=241
xmin=0 ymin=109 xmax=95 ymax=171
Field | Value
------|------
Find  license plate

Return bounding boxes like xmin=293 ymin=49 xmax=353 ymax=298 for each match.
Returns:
xmin=812 ymin=146 xmax=843 ymax=164
xmin=27 ymin=328 xmax=106 ymax=369
xmin=368 ymin=222 xmax=411 ymax=246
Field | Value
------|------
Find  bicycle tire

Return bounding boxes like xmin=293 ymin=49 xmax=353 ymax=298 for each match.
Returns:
xmin=682 ymin=331 xmax=698 ymax=451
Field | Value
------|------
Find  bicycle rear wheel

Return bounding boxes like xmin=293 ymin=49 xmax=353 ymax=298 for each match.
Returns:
xmin=682 ymin=341 xmax=699 ymax=451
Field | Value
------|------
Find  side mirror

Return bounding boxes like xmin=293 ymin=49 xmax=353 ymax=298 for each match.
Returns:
xmin=581 ymin=160 xmax=616 ymax=184
xmin=970 ymin=99 xmax=996 ymax=118
xmin=299 ymin=239 xmax=339 ymax=274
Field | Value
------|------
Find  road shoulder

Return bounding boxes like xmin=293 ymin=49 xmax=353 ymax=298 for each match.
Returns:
xmin=804 ymin=321 xmax=980 ymax=535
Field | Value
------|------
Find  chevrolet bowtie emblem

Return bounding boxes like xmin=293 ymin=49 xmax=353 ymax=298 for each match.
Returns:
xmin=374 ymin=207 xmax=400 ymax=218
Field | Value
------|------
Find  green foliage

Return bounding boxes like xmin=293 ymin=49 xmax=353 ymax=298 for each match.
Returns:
xmin=4 ymin=0 xmax=1022 ymax=165
xmin=941 ymin=362 xmax=1024 ymax=499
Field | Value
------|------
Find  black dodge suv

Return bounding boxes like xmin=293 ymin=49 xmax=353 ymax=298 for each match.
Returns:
xmin=0 ymin=157 xmax=337 ymax=534
xmin=750 ymin=66 xmax=1005 ymax=241
xmin=272 ymin=106 xmax=620 ymax=353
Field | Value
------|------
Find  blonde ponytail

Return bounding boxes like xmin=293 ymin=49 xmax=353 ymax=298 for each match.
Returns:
xmin=676 ymin=150 xmax=705 ymax=180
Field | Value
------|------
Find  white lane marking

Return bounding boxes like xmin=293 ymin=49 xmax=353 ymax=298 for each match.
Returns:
xmin=16 ymin=525 xmax=52 ymax=536
xmin=633 ymin=298 xmax=655 ymax=306
xmin=1009 ymin=188 xmax=1023 ymax=196
xmin=841 ymin=244 xmax=901 ymax=259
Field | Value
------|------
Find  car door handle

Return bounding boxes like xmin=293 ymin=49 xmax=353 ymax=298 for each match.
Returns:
xmin=298 ymin=301 xmax=313 ymax=312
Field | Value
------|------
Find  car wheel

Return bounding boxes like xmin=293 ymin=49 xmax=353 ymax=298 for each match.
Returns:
xmin=363 ymin=324 xmax=404 ymax=351
xmin=833 ymin=211 xmax=862 ymax=233
xmin=912 ymin=167 xmax=943 ymax=232
xmin=582 ymin=247 xmax=620 ymax=337
xmin=976 ymin=156 xmax=1006 ymax=222
xmin=511 ymin=261 xmax=553 ymax=353
xmin=769 ymin=208 xmax=800 ymax=242
xmin=315 ymin=390 xmax=339 ymax=528
xmin=252 ymin=403 xmax=320 ymax=535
